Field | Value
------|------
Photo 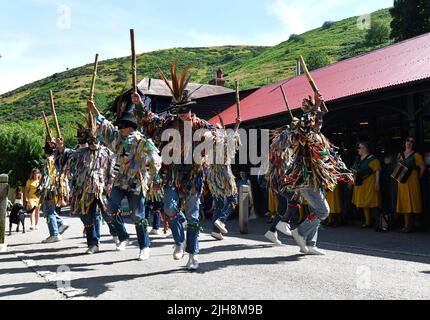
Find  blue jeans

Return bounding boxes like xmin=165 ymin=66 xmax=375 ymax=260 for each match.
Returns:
xmin=108 ymin=187 xmax=149 ymax=250
xmin=43 ymin=200 xmax=64 ymax=237
xmin=296 ymin=187 xmax=330 ymax=247
xmin=80 ymin=198 xmax=117 ymax=247
xmin=212 ymin=195 xmax=237 ymax=232
xmin=145 ymin=206 xmax=162 ymax=230
xmin=164 ymin=186 xmax=201 ymax=255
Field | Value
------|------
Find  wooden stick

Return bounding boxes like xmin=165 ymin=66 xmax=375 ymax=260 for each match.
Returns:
xmin=279 ymin=85 xmax=294 ymax=120
xmin=89 ymin=53 xmax=99 ymax=101
xmin=41 ymin=111 xmax=53 ymax=142
xmin=130 ymin=29 xmax=137 ymax=92
xmin=297 ymin=55 xmax=329 ymax=113
xmin=235 ymin=80 xmax=241 ymax=119
xmin=49 ymin=90 xmax=62 ymax=139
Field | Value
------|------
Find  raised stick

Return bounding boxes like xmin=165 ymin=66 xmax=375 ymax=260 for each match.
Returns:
xmin=130 ymin=29 xmax=137 ymax=92
xmin=235 ymin=80 xmax=241 ymax=119
xmin=89 ymin=53 xmax=99 ymax=101
xmin=279 ymin=85 xmax=294 ymax=120
xmin=49 ymin=90 xmax=62 ymax=139
xmin=297 ymin=55 xmax=329 ymax=113
xmin=41 ymin=111 xmax=53 ymax=142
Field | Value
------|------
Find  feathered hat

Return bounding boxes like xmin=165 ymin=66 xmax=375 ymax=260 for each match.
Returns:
xmin=160 ymin=61 xmax=199 ymax=114
xmin=75 ymin=109 xmax=97 ymax=145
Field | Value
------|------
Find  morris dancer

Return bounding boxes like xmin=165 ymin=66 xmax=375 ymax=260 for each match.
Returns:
xmin=132 ymin=62 xmax=234 ymax=270
xmin=268 ymin=91 xmax=353 ymax=255
xmin=64 ymin=116 xmax=119 ymax=254
xmin=209 ymin=116 xmax=241 ymax=241
xmin=86 ymin=100 xmax=161 ymax=261
xmin=38 ymin=139 xmax=70 ymax=243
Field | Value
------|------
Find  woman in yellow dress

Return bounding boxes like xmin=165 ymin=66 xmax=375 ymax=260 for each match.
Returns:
xmin=352 ymin=142 xmax=382 ymax=228
xmin=395 ymin=137 xmax=426 ymax=233
xmin=24 ymin=169 xmax=42 ymax=230
xmin=326 ymin=185 xmax=342 ymax=226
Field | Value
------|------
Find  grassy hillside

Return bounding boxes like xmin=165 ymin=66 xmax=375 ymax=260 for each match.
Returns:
xmin=228 ymin=8 xmax=393 ymax=87
xmin=0 ymin=46 xmax=267 ymax=122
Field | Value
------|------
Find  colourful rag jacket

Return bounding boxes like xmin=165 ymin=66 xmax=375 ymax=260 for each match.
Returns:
xmin=268 ymin=115 xmax=352 ymax=194
xmin=37 ymin=156 xmax=58 ymax=204
xmin=37 ymin=148 xmax=73 ymax=207
xmin=95 ymin=115 xmax=161 ymax=196
xmin=137 ymin=106 xmax=235 ymax=197
xmin=64 ymin=144 xmax=115 ymax=215
xmin=204 ymin=129 xmax=241 ymax=199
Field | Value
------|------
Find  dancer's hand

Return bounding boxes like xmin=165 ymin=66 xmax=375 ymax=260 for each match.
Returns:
xmin=315 ymin=91 xmax=324 ymax=109
xmin=234 ymin=117 xmax=242 ymax=132
xmin=56 ymin=137 xmax=64 ymax=153
xmin=87 ymin=99 xmax=100 ymax=116
xmin=131 ymin=92 xmax=142 ymax=106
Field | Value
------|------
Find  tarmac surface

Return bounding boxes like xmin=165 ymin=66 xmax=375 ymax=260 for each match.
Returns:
xmin=1 ymin=211 xmax=430 ymax=300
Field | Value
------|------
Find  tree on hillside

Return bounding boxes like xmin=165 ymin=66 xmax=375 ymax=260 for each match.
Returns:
xmin=390 ymin=0 xmax=430 ymax=42
xmin=0 ymin=128 xmax=44 ymax=187
xmin=366 ymin=20 xmax=390 ymax=45
xmin=304 ymin=51 xmax=331 ymax=71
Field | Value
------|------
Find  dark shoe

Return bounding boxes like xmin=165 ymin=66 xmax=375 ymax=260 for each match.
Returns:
xmin=361 ymin=224 xmax=371 ymax=229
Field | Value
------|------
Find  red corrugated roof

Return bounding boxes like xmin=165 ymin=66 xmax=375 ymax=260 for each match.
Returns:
xmin=210 ymin=32 xmax=430 ymax=126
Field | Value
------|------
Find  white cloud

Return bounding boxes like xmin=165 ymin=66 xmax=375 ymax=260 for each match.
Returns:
xmin=265 ymin=0 xmax=392 ymax=37
xmin=266 ymin=0 xmax=345 ymax=35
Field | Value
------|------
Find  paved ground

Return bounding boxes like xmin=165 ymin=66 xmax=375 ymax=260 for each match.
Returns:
xmin=1 ymin=212 xmax=430 ymax=300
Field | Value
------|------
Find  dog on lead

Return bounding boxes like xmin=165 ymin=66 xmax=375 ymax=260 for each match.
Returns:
xmin=9 ymin=204 xmax=36 ymax=235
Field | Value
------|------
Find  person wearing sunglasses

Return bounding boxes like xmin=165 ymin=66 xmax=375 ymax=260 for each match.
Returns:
xmin=395 ymin=137 xmax=426 ymax=233
xmin=351 ymin=142 xmax=382 ymax=228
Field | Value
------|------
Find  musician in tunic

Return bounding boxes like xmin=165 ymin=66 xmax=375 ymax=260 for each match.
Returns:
xmin=395 ymin=137 xmax=426 ymax=233
xmin=352 ymin=142 xmax=382 ymax=228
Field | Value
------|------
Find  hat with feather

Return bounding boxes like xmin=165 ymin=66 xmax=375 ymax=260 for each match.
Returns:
xmin=160 ymin=61 xmax=200 ymax=114
xmin=75 ymin=109 xmax=97 ymax=145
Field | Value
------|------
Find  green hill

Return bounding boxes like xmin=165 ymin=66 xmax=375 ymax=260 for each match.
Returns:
xmin=0 ymin=46 xmax=267 ymax=123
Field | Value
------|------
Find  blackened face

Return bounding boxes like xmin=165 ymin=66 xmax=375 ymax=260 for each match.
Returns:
xmin=178 ymin=111 xmax=192 ymax=122
xmin=87 ymin=137 xmax=97 ymax=147
xmin=44 ymin=142 xmax=56 ymax=156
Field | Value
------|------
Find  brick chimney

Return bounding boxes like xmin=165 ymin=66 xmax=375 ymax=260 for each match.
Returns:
xmin=209 ymin=68 xmax=226 ymax=87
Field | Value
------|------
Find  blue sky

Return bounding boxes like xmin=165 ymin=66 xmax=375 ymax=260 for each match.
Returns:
xmin=0 ymin=0 xmax=393 ymax=95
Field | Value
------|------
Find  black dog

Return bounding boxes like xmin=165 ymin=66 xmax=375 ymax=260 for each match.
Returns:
xmin=9 ymin=204 xmax=36 ymax=235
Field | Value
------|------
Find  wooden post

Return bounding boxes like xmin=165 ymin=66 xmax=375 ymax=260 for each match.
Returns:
xmin=49 ymin=90 xmax=62 ymax=139
xmin=235 ymin=80 xmax=241 ymax=119
xmin=41 ymin=111 xmax=53 ymax=142
xmin=89 ymin=53 xmax=99 ymax=101
xmin=0 ymin=174 xmax=9 ymax=252
xmin=130 ymin=29 xmax=137 ymax=92
xmin=279 ymin=85 xmax=294 ymax=120
xmin=297 ymin=55 xmax=329 ymax=113
xmin=239 ymin=185 xmax=249 ymax=234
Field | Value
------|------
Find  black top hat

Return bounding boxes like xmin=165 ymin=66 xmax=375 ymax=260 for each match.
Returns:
xmin=114 ymin=111 xmax=138 ymax=130
xmin=111 ymin=88 xmax=146 ymax=116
